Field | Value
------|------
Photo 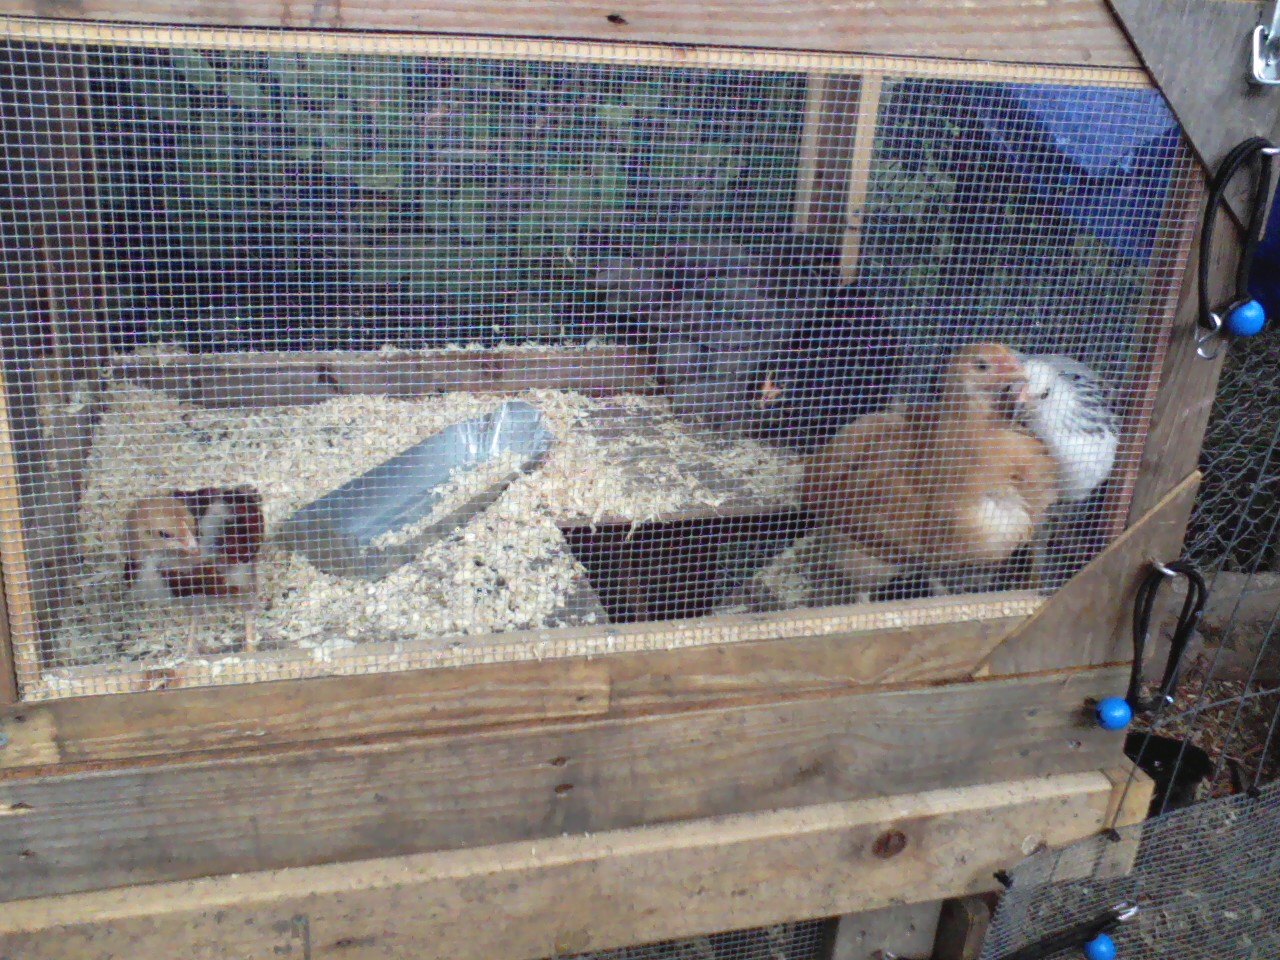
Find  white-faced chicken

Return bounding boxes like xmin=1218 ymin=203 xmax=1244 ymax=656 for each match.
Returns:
xmin=800 ymin=342 xmax=1060 ymax=598
xmin=1014 ymin=354 xmax=1118 ymax=504
xmin=122 ymin=486 xmax=265 ymax=653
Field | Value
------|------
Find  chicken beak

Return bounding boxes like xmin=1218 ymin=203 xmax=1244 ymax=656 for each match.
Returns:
xmin=1006 ymin=378 xmax=1032 ymax=421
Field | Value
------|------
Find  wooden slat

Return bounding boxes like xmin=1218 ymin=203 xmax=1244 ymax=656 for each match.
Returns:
xmin=830 ymin=902 xmax=941 ymax=960
xmin=0 ymin=771 xmax=1126 ymax=960
xmin=21 ymin=591 xmax=1041 ymax=707
xmin=840 ymin=73 xmax=886 ymax=281
xmin=793 ymin=74 xmax=861 ymax=235
xmin=111 ymin=347 xmax=658 ymax=409
xmin=2 ymin=610 xmax=1024 ymax=766
xmin=1127 ymin=201 xmax=1240 ymax=523
xmin=0 ymin=667 xmax=1128 ymax=901
xmin=1108 ymin=0 xmax=1280 ymax=225
xmin=981 ymin=472 xmax=1200 ymax=676
xmin=0 ymin=2 xmax=1145 ymax=69
xmin=0 ymin=369 xmax=41 ymax=694
xmin=0 ymin=543 xmax=15 ymax=704
xmin=1102 ymin=164 xmax=1202 ymax=540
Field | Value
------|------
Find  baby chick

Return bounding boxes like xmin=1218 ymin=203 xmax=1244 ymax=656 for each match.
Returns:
xmin=1010 ymin=354 xmax=1119 ymax=588
xmin=1014 ymin=354 xmax=1119 ymax=504
xmin=122 ymin=487 xmax=265 ymax=654
xmin=801 ymin=342 xmax=1060 ymax=600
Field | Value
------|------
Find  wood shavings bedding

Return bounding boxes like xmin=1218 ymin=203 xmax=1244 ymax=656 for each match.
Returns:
xmin=52 ymin=380 xmax=801 ymax=667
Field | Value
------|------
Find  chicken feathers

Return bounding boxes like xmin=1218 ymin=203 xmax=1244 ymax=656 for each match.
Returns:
xmin=801 ymin=342 xmax=1060 ymax=597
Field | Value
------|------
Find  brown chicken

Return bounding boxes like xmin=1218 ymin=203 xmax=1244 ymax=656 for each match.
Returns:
xmin=800 ymin=342 xmax=1060 ymax=598
xmin=123 ymin=486 xmax=265 ymax=653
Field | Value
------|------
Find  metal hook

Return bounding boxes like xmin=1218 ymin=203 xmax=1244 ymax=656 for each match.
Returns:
xmin=1114 ymin=901 xmax=1140 ymax=923
xmin=1149 ymin=558 xmax=1179 ymax=578
xmin=1196 ymin=312 xmax=1225 ymax=360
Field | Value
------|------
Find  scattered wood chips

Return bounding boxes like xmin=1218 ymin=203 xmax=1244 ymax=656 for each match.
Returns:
xmin=51 ymin=379 xmax=802 ymax=670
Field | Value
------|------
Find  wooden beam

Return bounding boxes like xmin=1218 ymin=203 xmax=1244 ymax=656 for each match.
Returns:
xmin=110 ymin=346 xmax=659 ymax=409
xmin=18 ymin=590 xmax=1040 ymax=712
xmin=0 ymin=667 xmax=1128 ymax=901
xmin=840 ymin=73 xmax=886 ymax=282
xmin=1127 ymin=200 xmax=1239 ymax=523
xmin=0 ymin=771 xmax=1130 ymax=960
xmin=0 ymin=3 xmax=1145 ymax=69
xmin=0 ymin=369 xmax=41 ymax=695
xmin=980 ymin=472 xmax=1200 ymax=675
xmin=3 ymin=606 xmax=1028 ymax=767
xmin=931 ymin=897 xmax=991 ymax=960
xmin=793 ymin=75 xmax=861 ymax=235
xmin=1102 ymin=164 xmax=1202 ymax=541
xmin=831 ymin=901 xmax=941 ymax=960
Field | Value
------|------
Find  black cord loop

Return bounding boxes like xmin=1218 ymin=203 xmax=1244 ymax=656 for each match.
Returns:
xmin=996 ymin=902 xmax=1139 ymax=960
xmin=1198 ymin=137 xmax=1276 ymax=333
xmin=1128 ymin=560 xmax=1208 ymax=714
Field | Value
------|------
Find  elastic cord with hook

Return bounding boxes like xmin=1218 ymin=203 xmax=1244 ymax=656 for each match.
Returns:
xmin=1197 ymin=137 xmax=1279 ymax=359
xmin=995 ymin=902 xmax=1140 ymax=960
xmin=1127 ymin=559 xmax=1208 ymax=712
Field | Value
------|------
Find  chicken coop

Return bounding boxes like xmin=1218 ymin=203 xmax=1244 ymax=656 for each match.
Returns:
xmin=0 ymin=0 xmax=1256 ymax=955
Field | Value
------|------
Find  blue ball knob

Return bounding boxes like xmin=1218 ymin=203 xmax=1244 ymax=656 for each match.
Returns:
xmin=1084 ymin=933 xmax=1117 ymax=960
xmin=1227 ymin=299 xmax=1267 ymax=337
xmin=1096 ymin=697 xmax=1133 ymax=731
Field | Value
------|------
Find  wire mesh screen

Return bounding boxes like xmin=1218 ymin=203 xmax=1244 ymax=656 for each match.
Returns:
xmin=555 ymin=920 xmax=830 ymax=960
xmin=979 ymin=782 xmax=1280 ymax=960
xmin=0 ymin=21 xmax=1199 ymax=698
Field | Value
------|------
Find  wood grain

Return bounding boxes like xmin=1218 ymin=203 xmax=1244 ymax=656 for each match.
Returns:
xmin=0 ymin=0 xmax=1144 ymax=68
xmin=0 ymin=667 xmax=1128 ymax=901
xmin=3 ymin=611 xmax=1023 ymax=766
xmin=1107 ymin=0 xmax=1280 ymax=225
xmin=980 ymin=472 xmax=1201 ymax=675
xmin=112 ymin=347 xmax=658 ymax=409
xmin=0 ymin=370 xmax=41 ymax=694
xmin=793 ymin=75 xmax=861 ymax=236
xmin=1127 ymin=200 xmax=1241 ymax=523
xmin=830 ymin=902 xmax=940 ymax=960
xmin=840 ymin=74 xmax=886 ymax=280
xmin=0 ymin=771 xmax=1124 ymax=960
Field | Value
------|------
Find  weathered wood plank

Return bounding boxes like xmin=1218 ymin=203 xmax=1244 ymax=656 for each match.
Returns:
xmin=0 ymin=0 xmax=1144 ymax=68
xmin=2 ymin=610 xmax=1024 ymax=766
xmin=1102 ymin=165 xmax=1202 ymax=541
xmin=1127 ymin=202 xmax=1239 ymax=523
xmin=1107 ymin=0 xmax=1280 ymax=225
xmin=980 ymin=472 xmax=1201 ymax=675
xmin=840 ymin=73 xmax=886 ymax=281
xmin=0 ymin=667 xmax=1128 ymax=901
xmin=111 ymin=347 xmax=658 ymax=408
xmin=830 ymin=901 xmax=940 ymax=960
xmin=794 ymin=75 xmax=861 ymax=236
xmin=0 ymin=771 xmax=1126 ymax=960
xmin=932 ymin=897 xmax=992 ymax=960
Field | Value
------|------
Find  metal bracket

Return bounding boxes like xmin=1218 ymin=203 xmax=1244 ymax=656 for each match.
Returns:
xmin=1252 ymin=2 xmax=1280 ymax=84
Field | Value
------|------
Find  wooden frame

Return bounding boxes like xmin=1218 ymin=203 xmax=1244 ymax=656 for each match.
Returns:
xmin=0 ymin=0 xmax=1244 ymax=954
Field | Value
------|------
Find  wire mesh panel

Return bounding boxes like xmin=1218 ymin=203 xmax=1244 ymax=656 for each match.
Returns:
xmin=555 ymin=920 xmax=830 ymax=960
xmin=0 ymin=20 xmax=1199 ymax=698
xmin=979 ymin=783 xmax=1280 ymax=960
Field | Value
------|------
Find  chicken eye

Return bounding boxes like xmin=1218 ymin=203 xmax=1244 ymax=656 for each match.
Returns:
xmin=975 ymin=360 xmax=990 ymax=372
xmin=1038 ymin=388 xmax=1050 ymax=400
xmin=157 ymin=530 xmax=173 ymax=539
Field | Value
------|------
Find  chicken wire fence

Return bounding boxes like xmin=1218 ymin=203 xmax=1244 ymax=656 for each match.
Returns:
xmin=0 ymin=20 xmax=1202 ymax=698
xmin=980 ymin=782 xmax=1280 ymax=960
xmin=551 ymin=920 xmax=830 ymax=960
